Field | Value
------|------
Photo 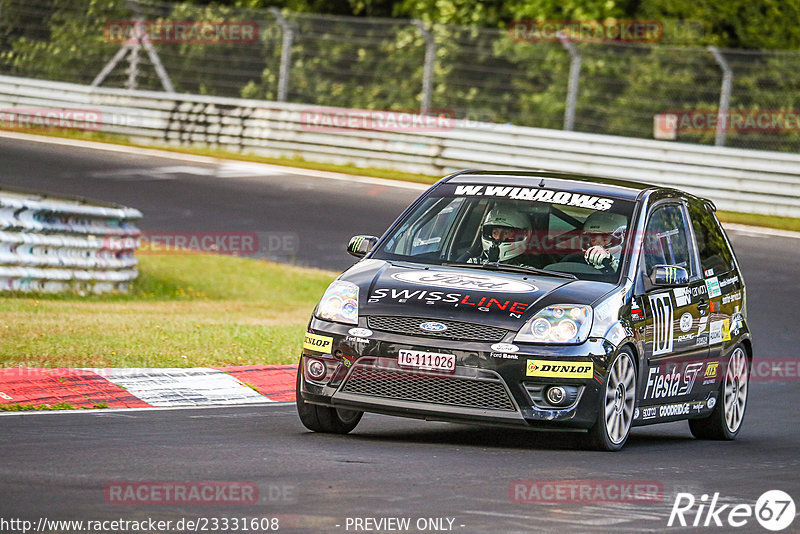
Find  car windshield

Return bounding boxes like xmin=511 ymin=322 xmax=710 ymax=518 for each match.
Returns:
xmin=371 ymin=182 xmax=637 ymax=282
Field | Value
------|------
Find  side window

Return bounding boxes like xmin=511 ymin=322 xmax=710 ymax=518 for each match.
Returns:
xmin=687 ymin=202 xmax=735 ymax=275
xmin=408 ymin=197 xmax=464 ymax=256
xmin=641 ymin=204 xmax=694 ymax=276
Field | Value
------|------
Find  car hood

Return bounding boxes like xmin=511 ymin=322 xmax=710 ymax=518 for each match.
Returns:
xmin=339 ymin=259 xmax=615 ymax=330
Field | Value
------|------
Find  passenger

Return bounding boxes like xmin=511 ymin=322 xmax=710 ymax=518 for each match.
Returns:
xmin=581 ymin=211 xmax=627 ymax=270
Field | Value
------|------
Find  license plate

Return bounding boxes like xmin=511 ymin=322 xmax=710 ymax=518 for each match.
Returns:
xmin=397 ymin=350 xmax=456 ymax=373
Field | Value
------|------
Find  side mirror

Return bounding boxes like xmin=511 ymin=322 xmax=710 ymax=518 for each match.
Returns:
xmin=649 ymin=264 xmax=689 ymax=287
xmin=347 ymin=235 xmax=378 ymax=258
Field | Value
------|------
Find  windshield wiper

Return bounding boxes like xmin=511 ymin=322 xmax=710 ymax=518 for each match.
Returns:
xmin=442 ymin=262 xmax=577 ymax=280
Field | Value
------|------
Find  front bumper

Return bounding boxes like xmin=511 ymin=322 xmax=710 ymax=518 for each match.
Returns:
xmin=300 ymin=317 xmax=617 ymax=430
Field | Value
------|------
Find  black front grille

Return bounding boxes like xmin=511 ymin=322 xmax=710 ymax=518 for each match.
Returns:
xmin=367 ymin=316 xmax=508 ymax=342
xmin=340 ymin=364 xmax=516 ymax=411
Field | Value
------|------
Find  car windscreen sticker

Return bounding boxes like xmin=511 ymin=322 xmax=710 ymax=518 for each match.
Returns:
xmin=453 ymin=185 xmax=615 ymax=211
xmin=391 ymin=271 xmax=538 ymax=293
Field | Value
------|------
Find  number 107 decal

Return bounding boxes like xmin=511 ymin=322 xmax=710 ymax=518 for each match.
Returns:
xmin=649 ymin=293 xmax=674 ymax=356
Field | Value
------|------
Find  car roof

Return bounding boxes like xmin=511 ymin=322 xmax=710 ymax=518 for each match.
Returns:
xmin=443 ymin=170 xmax=664 ymax=202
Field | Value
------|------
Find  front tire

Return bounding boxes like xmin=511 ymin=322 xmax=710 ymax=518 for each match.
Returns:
xmin=689 ymin=346 xmax=749 ymax=440
xmin=296 ymin=361 xmax=363 ymax=434
xmin=586 ymin=349 xmax=636 ymax=451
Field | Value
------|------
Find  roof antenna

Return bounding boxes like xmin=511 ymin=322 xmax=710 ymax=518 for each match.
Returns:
xmin=538 ymin=177 xmax=546 ymax=188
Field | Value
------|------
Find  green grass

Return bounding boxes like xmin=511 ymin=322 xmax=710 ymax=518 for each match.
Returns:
xmin=0 ymin=254 xmax=336 ymax=368
xmin=0 ymin=402 xmax=109 ymax=411
xmin=717 ymin=211 xmax=800 ymax=233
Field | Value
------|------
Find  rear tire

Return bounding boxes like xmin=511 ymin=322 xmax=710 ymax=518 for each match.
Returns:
xmin=586 ymin=349 xmax=636 ymax=451
xmin=296 ymin=361 xmax=362 ymax=434
xmin=689 ymin=346 xmax=748 ymax=440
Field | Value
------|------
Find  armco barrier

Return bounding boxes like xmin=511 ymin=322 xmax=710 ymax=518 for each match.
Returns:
xmin=1 ymin=75 xmax=800 ymax=217
xmin=0 ymin=188 xmax=141 ymax=293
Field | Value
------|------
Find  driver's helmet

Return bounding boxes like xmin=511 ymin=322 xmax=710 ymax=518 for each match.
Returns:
xmin=480 ymin=207 xmax=531 ymax=262
xmin=583 ymin=211 xmax=627 ymax=249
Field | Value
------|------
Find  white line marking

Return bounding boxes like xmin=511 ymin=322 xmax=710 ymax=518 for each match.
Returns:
xmin=0 ymin=130 xmax=429 ymax=191
xmin=99 ymin=367 xmax=270 ymax=406
xmin=0 ymin=401 xmax=294 ymax=416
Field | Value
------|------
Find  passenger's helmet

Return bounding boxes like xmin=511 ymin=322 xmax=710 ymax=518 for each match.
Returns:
xmin=480 ymin=208 xmax=531 ymax=262
xmin=583 ymin=211 xmax=627 ymax=249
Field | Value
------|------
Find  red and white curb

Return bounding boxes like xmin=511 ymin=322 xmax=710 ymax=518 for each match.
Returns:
xmin=0 ymin=365 xmax=297 ymax=409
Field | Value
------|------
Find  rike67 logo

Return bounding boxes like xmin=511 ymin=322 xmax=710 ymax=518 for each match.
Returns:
xmin=668 ymin=490 xmax=795 ymax=531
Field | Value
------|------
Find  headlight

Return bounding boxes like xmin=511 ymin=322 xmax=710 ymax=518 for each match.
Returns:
xmin=515 ymin=305 xmax=593 ymax=344
xmin=315 ymin=280 xmax=359 ymax=325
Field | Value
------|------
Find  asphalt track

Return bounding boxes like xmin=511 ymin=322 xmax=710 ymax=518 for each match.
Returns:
xmin=1 ymin=134 xmax=799 ymax=533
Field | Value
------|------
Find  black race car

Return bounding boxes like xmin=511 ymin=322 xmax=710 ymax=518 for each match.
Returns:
xmin=296 ymin=170 xmax=751 ymax=451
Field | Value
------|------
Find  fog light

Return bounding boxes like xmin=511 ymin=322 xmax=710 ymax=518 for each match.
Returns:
xmin=306 ymin=358 xmax=326 ymax=381
xmin=546 ymin=386 xmax=566 ymax=406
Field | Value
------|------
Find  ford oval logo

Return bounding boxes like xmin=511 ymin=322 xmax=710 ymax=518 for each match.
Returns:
xmin=348 ymin=328 xmax=373 ymax=338
xmin=420 ymin=321 xmax=447 ymax=332
xmin=490 ymin=343 xmax=519 ymax=353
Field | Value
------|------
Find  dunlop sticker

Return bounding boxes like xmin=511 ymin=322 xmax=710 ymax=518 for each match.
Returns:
xmin=303 ymin=332 xmax=333 ymax=353
xmin=526 ymin=360 xmax=593 ymax=378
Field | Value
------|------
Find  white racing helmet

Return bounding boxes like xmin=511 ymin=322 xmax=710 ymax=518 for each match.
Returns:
xmin=583 ymin=211 xmax=627 ymax=249
xmin=480 ymin=207 xmax=531 ymax=262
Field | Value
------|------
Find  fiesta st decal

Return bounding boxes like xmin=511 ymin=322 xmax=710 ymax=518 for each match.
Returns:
xmin=526 ymin=360 xmax=593 ymax=378
xmin=303 ymin=332 xmax=333 ymax=353
xmin=391 ymin=271 xmax=537 ymax=293
xmin=453 ymin=185 xmax=615 ymax=211
xmin=644 ymin=362 xmax=703 ymax=400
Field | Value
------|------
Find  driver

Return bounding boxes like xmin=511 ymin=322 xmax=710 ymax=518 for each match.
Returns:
xmin=468 ymin=207 xmax=531 ymax=264
xmin=582 ymin=211 xmax=627 ymax=270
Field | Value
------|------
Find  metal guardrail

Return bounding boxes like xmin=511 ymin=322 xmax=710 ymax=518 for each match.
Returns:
xmin=1 ymin=74 xmax=800 ymax=217
xmin=0 ymin=186 xmax=141 ymax=293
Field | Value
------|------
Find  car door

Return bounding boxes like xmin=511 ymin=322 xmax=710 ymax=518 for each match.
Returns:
xmin=687 ymin=201 xmax=741 ymax=385
xmin=634 ymin=202 xmax=708 ymax=411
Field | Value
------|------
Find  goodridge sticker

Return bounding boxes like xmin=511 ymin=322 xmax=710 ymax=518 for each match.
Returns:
xmin=526 ymin=360 xmax=593 ymax=378
xmin=303 ymin=332 xmax=333 ymax=353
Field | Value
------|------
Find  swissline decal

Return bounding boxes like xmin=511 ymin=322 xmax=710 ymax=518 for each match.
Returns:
xmin=453 ymin=185 xmax=615 ymax=211
xmin=368 ymin=287 xmax=531 ymax=316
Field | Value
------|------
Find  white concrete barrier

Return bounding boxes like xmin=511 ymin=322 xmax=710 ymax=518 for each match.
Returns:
xmin=1 ymin=74 xmax=799 ymax=217
xmin=0 ymin=188 xmax=141 ymax=293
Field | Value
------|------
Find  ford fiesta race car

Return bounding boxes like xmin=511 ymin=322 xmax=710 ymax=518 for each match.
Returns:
xmin=296 ymin=171 xmax=751 ymax=451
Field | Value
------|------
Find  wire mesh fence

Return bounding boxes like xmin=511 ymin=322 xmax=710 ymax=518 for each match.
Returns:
xmin=1 ymin=0 xmax=799 ymax=152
